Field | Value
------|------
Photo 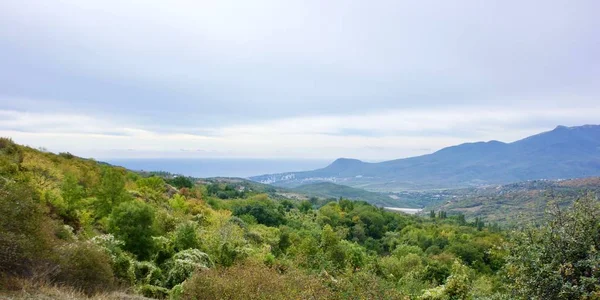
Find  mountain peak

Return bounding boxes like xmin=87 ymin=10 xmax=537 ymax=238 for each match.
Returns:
xmin=553 ymin=124 xmax=600 ymax=131
xmin=329 ymin=158 xmax=363 ymax=166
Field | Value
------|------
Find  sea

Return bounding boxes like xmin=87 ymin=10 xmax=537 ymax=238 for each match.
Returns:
xmin=105 ymin=158 xmax=331 ymax=178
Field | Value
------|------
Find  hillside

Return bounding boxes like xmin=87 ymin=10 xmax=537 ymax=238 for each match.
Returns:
xmin=291 ymin=182 xmax=409 ymax=207
xmin=251 ymin=125 xmax=600 ymax=190
xmin=0 ymin=137 xmax=514 ymax=299
xmin=424 ymin=177 xmax=600 ymax=224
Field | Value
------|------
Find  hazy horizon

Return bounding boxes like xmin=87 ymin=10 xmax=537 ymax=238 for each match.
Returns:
xmin=105 ymin=158 xmax=332 ymax=178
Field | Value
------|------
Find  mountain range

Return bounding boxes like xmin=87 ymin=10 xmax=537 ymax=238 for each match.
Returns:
xmin=250 ymin=125 xmax=600 ymax=191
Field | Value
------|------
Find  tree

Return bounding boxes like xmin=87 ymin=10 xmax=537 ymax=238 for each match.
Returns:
xmin=172 ymin=221 xmax=200 ymax=252
xmin=169 ymin=176 xmax=193 ymax=189
xmin=340 ymin=240 xmax=366 ymax=272
xmin=232 ymin=197 xmax=285 ymax=226
xmin=137 ymin=176 xmax=166 ymax=203
xmin=473 ymin=217 xmax=484 ymax=231
xmin=108 ymin=201 xmax=156 ymax=259
xmin=456 ymin=214 xmax=466 ymax=225
xmin=61 ymin=172 xmax=85 ymax=219
xmin=506 ymin=194 xmax=600 ymax=299
xmin=96 ymin=167 xmax=129 ymax=218
xmin=299 ymin=200 xmax=313 ymax=213
xmin=438 ymin=211 xmax=447 ymax=219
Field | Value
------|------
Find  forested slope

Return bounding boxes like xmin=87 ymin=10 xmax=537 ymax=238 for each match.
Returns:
xmin=2 ymin=138 xmax=599 ymax=299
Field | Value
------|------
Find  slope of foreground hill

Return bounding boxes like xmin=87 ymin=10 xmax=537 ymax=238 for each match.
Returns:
xmin=251 ymin=124 xmax=600 ymax=190
xmin=2 ymin=137 xmax=600 ymax=299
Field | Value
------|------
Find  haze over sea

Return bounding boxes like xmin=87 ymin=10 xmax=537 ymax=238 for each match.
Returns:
xmin=105 ymin=158 xmax=331 ymax=178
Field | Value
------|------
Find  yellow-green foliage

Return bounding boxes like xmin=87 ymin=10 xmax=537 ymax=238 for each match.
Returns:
xmin=1 ymin=139 xmax=536 ymax=299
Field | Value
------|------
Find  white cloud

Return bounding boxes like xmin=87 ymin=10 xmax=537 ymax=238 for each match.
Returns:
xmin=2 ymin=104 xmax=598 ymax=160
xmin=0 ymin=1 xmax=598 ymax=161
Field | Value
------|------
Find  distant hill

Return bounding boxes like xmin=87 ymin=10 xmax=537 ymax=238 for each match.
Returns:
xmin=291 ymin=182 xmax=411 ymax=207
xmin=250 ymin=125 xmax=600 ymax=191
xmin=425 ymin=177 xmax=600 ymax=224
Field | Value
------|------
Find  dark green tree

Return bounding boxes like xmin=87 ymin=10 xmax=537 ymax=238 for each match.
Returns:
xmin=108 ymin=201 xmax=156 ymax=259
xmin=169 ymin=176 xmax=193 ymax=189
xmin=299 ymin=200 xmax=313 ymax=213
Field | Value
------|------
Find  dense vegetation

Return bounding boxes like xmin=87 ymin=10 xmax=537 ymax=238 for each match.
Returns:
xmin=1 ymin=138 xmax=599 ymax=299
xmin=292 ymin=182 xmax=421 ymax=208
xmin=426 ymin=178 xmax=600 ymax=225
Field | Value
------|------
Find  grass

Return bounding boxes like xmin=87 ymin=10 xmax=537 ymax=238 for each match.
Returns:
xmin=0 ymin=277 xmax=149 ymax=300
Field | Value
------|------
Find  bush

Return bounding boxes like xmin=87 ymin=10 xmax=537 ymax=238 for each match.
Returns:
xmin=420 ymin=261 xmax=471 ymax=300
xmin=90 ymin=234 xmax=136 ymax=284
xmin=332 ymin=271 xmax=407 ymax=299
xmin=138 ymin=284 xmax=169 ymax=299
xmin=169 ymin=283 xmax=185 ymax=300
xmin=0 ymin=181 xmax=54 ymax=276
xmin=183 ymin=262 xmax=331 ymax=299
xmin=135 ymin=261 xmax=163 ymax=286
xmin=165 ymin=249 xmax=213 ymax=288
xmin=54 ymin=242 xmax=114 ymax=295
xmin=172 ymin=221 xmax=201 ymax=252
xmin=378 ymin=253 xmax=423 ymax=279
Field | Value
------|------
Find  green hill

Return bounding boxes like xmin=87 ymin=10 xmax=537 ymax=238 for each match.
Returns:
xmin=4 ymin=137 xmax=598 ymax=299
xmin=292 ymin=182 xmax=421 ymax=208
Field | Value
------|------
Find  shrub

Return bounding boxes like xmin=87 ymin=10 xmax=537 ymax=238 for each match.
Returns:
xmin=378 ymin=253 xmax=423 ymax=279
xmin=138 ymin=284 xmax=169 ymax=299
xmin=332 ymin=271 xmax=407 ymax=300
xmin=169 ymin=283 xmax=185 ymax=300
xmin=172 ymin=221 xmax=201 ymax=252
xmin=420 ymin=261 xmax=471 ymax=300
xmin=135 ymin=261 xmax=163 ymax=286
xmin=54 ymin=242 xmax=114 ymax=295
xmin=164 ymin=249 xmax=213 ymax=288
xmin=183 ymin=262 xmax=331 ymax=299
xmin=0 ymin=181 xmax=54 ymax=276
xmin=90 ymin=234 xmax=136 ymax=284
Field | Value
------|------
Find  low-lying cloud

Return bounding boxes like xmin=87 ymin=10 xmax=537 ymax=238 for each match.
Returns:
xmin=2 ymin=104 xmax=598 ymax=160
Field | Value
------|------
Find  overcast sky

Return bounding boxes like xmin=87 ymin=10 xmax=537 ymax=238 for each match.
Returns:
xmin=0 ymin=0 xmax=598 ymax=160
